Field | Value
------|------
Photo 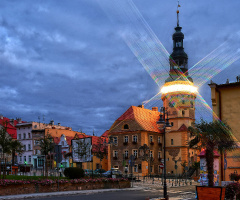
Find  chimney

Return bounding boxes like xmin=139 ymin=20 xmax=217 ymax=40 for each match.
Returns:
xmin=0 ymin=115 xmax=3 ymax=120
xmin=58 ymin=123 xmax=61 ymax=126
xmin=138 ymin=105 xmax=144 ymax=109
xmin=9 ymin=119 xmax=14 ymax=126
xmin=16 ymin=118 xmax=22 ymax=123
xmin=152 ymin=107 xmax=158 ymax=111
xmin=49 ymin=120 xmax=54 ymax=125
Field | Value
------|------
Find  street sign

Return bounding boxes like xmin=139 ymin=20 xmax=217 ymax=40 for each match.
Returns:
xmin=160 ymin=163 xmax=164 ymax=169
xmin=161 ymin=159 xmax=164 ymax=163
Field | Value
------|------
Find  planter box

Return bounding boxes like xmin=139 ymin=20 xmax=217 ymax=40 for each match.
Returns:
xmin=196 ymin=186 xmax=225 ymax=200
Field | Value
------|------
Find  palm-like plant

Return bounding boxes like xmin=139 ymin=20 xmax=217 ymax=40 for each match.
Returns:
xmin=188 ymin=119 xmax=237 ymax=187
xmin=9 ymin=140 xmax=23 ymax=166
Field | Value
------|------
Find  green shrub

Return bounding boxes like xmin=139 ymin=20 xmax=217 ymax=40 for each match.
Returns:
xmin=64 ymin=167 xmax=84 ymax=179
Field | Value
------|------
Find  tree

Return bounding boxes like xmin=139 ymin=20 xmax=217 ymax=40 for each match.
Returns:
xmin=93 ymin=137 xmax=108 ymax=172
xmin=72 ymin=137 xmax=91 ymax=169
xmin=39 ymin=132 xmax=54 ymax=177
xmin=0 ymin=122 xmax=12 ymax=179
xmin=188 ymin=119 xmax=237 ymax=187
xmin=9 ymin=140 xmax=23 ymax=166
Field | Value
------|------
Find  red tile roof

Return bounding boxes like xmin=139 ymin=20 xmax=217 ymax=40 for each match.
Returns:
xmin=109 ymin=106 xmax=161 ymax=133
xmin=0 ymin=117 xmax=25 ymax=139
xmin=101 ymin=130 xmax=109 ymax=137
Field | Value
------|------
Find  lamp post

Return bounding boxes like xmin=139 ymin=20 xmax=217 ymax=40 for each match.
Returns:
xmin=157 ymin=107 xmax=172 ymax=200
xmin=108 ymin=136 xmax=114 ymax=177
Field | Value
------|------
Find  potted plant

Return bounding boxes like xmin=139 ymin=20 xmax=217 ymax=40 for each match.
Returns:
xmin=188 ymin=119 xmax=237 ymax=200
xmin=229 ymin=173 xmax=240 ymax=182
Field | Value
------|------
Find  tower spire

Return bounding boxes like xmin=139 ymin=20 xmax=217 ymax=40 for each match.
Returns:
xmin=177 ymin=0 xmax=180 ymax=27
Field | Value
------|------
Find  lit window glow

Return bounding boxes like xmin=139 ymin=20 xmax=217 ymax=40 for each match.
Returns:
xmin=161 ymin=84 xmax=198 ymax=94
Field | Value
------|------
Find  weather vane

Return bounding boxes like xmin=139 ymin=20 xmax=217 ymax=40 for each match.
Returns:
xmin=177 ymin=0 xmax=181 ymax=26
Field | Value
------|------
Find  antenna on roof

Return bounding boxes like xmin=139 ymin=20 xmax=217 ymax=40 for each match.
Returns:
xmin=93 ymin=129 xmax=95 ymax=136
xmin=38 ymin=116 xmax=40 ymax=127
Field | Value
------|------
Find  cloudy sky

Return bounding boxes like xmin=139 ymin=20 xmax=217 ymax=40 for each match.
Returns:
xmin=0 ymin=0 xmax=239 ymax=136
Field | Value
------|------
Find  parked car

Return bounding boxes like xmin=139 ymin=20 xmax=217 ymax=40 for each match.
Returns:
xmin=102 ymin=169 xmax=123 ymax=178
xmin=94 ymin=169 xmax=106 ymax=175
xmin=84 ymin=169 xmax=93 ymax=176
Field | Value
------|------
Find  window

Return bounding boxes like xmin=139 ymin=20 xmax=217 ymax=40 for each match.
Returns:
xmin=28 ymin=144 xmax=31 ymax=150
xmin=19 ymin=156 xmax=22 ymax=162
xmin=191 ymin=101 xmax=194 ymax=108
xmin=150 ymin=150 xmax=153 ymax=158
xmin=124 ymin=136 xmax=129 ymax=143
xmin=28 ymin=133 xmax=31 ymax=139
xmin=124 ymin=150 xmax=128 ymax=159
xmin=38 ymin=158 xmax=44 ymax=167
xmin=113 ymin=137 xmax=118 ymax=145
xmin=23 ymin=133 xmax=26 ymax=139
xmin=113 ymin=150 xmax=118 ymax=158
xmin=150 ymin=166 xmax=153 ymax=173
xmin=133 ymin=135 xmax=137 ymax=143
xmin=123 ymin=124 xmax=129 ymax=129
xmin=34 ymin=140 xmax=40 ymax=145
xmin=24 ymin=156 xmax=26 ymax=162
xmin=171 ymin=122 xmax=174 ymax=126
xmin=150 ymin=135 xmax=153 ymax=143
xmin=171 ymin=139 xmax=174 ymax=145
xmin=158 ymin=165 xmax=162 ymax=173
xmin=158 ymin=151 xmax=161 ymax=159
xmin=182 ymin=110 xmax=185 ymax=116
xmin=28 ymin=156 xmax=31 ymax=163
xmin=18 ymin=134 xmax=21 ymax=139
xmin=134 ymin=165 xmax=138 ymax=172
xmin=133 ymin=150 xmax=138 ymax=158
xmin=23 ymin=145 xmax=26 ymax=151
xmin=158 ymin=136 xmax=161 ymax=144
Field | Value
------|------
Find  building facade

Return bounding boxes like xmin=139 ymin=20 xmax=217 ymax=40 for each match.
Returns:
xmin=209 ymin=78 xmax=240 ymax=182
xmin=108 ymin=105 xmax=163 ymax=176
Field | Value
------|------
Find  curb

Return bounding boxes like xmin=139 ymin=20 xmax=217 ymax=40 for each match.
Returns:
xmin=0 ymin=187 xmax=144 ymax=200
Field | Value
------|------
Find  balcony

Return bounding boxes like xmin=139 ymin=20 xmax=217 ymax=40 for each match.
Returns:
xmin=150 ymin=141 xmax=154 ymax=145
xmin=123 ymin=142 xmax=128 ymax=146
xmin=132 ymin=141 xmax=137 ymax=144
xmin=113 ymin=156 xmax=118 ymax=160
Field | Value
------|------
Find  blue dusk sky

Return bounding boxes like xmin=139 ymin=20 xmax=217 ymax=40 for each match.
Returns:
xmin=0 ymin=0 xmax=239 ymax=135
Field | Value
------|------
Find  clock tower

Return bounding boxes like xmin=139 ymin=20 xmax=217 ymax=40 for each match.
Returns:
xmin=161 ymin=3 xmax=198 ymax=174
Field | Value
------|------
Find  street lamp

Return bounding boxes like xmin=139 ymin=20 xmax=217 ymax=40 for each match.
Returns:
xmin=157 ymin=107 xmax=172 ymax=200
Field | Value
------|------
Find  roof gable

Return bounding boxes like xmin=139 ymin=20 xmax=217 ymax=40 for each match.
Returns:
xmin=109 ymin=106 xmax=161 ymax=133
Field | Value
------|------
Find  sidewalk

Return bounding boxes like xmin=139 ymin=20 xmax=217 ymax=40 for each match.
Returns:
xmin=0 ymin=187 xmax=144 ymax=200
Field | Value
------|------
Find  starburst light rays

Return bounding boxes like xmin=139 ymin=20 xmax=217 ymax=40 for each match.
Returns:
xmin=189 ymin=33 xmax=240 ymax=87
xmin=98 ymin=0 xmax=172 ymax=86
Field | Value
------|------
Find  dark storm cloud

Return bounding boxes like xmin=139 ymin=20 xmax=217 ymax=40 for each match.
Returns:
xmin=0 ymin=0 xmax=239 ymax=135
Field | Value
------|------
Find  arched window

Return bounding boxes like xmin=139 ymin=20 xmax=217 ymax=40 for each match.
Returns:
xmin=123 ymin=124 xmax=129 ymax=129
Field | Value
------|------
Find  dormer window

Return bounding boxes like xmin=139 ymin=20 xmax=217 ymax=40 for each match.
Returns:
xmin=123 ymin=124 xmax=129 ymax=130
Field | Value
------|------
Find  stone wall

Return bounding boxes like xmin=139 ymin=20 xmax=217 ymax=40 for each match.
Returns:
xmin=0 ymin=181 xmax=130 ymax=196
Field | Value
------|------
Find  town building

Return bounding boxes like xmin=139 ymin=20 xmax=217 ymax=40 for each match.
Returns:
xmin=16 ymin=120 xmax=85 ymax=170
xmin=209 ymin=77 xmax=240 ymax=182
xmin=108 ymin=105 xmax=163 ymax=176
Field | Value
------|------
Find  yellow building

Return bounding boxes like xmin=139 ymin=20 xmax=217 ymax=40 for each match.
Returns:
xmin=209 ymin=78 xmax=240 ymax=182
